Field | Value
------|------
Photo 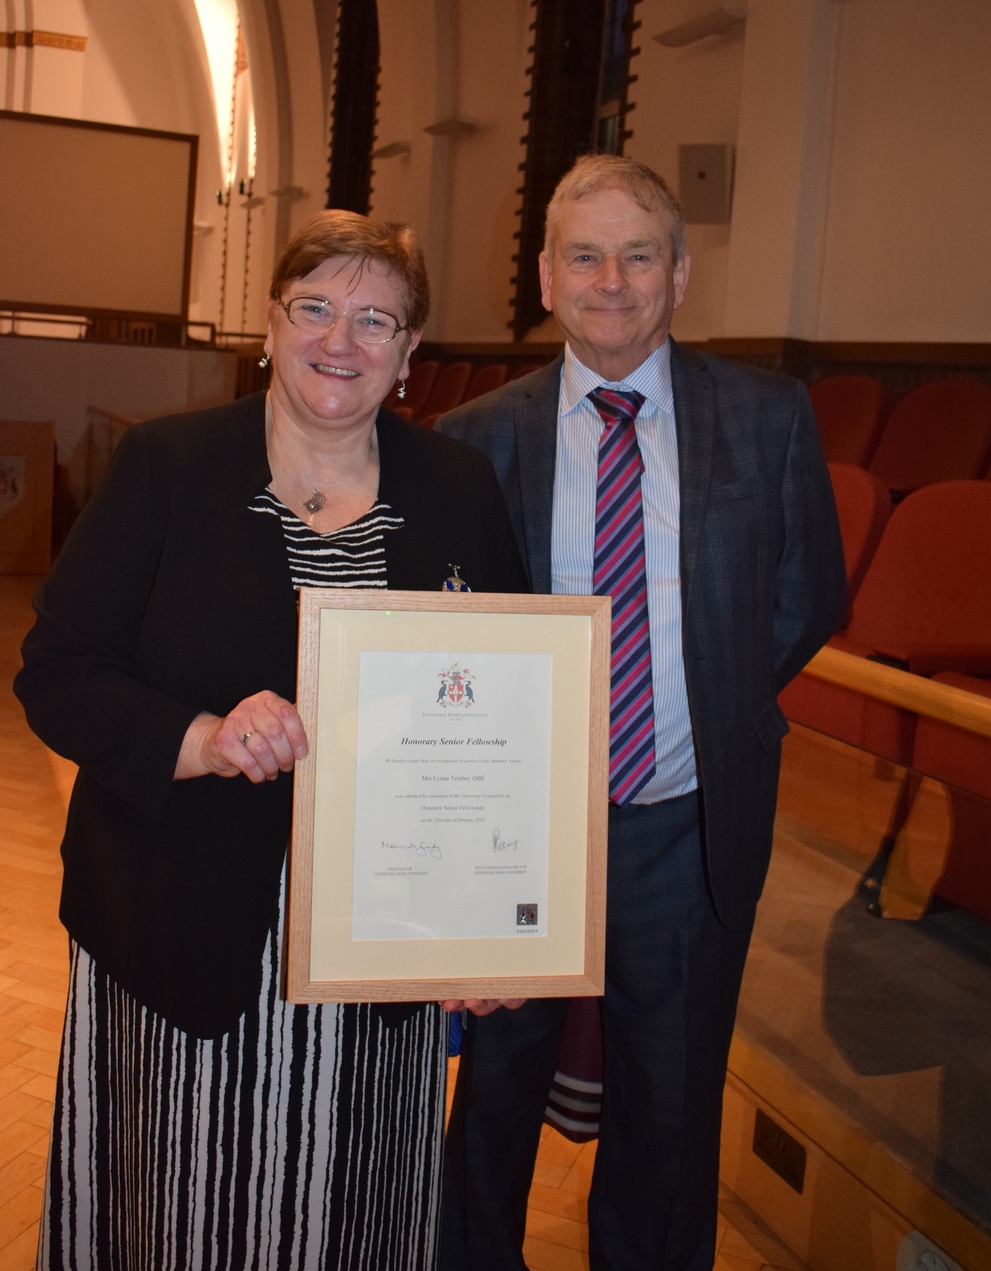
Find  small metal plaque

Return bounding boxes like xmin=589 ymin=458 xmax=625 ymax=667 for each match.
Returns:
xmin=753 ymin=1108 xmax=806 ymax=1193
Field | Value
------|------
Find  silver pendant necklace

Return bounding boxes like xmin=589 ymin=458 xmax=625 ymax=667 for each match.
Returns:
xmin=266 ymin=398 xmax=373 ymax=528
xmin=278 ymin=437 xmax=325 ymax=525
xmin=266 ymin=399 xmax=325 ymax=525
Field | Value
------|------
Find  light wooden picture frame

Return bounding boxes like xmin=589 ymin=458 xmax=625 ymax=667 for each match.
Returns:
xmin=286 ymin=590 xmax=611 ymax=1004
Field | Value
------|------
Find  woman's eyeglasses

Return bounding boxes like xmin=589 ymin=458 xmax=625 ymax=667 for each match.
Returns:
xmin=280 ymin=297 xmax=408 ymax=344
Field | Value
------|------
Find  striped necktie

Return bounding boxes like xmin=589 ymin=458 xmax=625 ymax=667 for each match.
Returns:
xmin=589 ymin=386 xmax=656 ymax=805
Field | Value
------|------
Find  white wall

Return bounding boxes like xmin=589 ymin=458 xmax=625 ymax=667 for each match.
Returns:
xmin=6 ymin=0 xmax=990 ymax=346
xmin=0 ymin=337 xmax=238 ymax=498
xmin=816 ymin=0 xmax=991 ymax=342
xmin=1 ymin=0 xmax=229 ymax=328
xmin=629 ymin=0 xmax=746 ymax=342
xmin=722 ymin=0 xmax=841 ymax=340
xmin=373 ymin=0 xmax=530 ymax=341
xmin=631 ymin=0 xmax=991 ymax=344
xmin=0 ymin=0 xmax=89 ymax=116
xmin=442 ymin=0 xmax=530 ymax=341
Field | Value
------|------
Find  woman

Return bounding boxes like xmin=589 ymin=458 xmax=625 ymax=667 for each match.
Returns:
xmin=15 ymin=211 xmax=528 ymax=1270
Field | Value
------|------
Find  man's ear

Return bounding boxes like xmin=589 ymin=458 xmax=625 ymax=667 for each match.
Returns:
xmin=672 ymin=254 xmax=691 ymax=311
xmin=538 ymin=251 xmax=554 ymax=312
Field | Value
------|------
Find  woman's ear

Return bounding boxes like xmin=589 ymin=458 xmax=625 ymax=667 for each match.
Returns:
xmin=399 ymin=328 xmax=423 ymax=381
xmin=264 ymin=297 xmax=276 ymax=358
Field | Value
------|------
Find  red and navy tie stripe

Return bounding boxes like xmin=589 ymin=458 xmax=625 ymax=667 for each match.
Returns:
xmin=589 ymin=386 xmax=656 ymax=804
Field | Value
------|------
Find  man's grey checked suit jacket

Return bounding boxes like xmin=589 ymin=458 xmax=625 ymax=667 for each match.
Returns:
xmin=440 ymin=341 xmax=846 ymax=927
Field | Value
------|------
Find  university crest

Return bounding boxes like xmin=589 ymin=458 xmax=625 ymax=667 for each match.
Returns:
xmin=436 ymin=661 xmax=475 ymax=707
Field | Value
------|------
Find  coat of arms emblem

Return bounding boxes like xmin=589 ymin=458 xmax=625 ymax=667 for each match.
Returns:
xmin=0 ymin=456 xmax=25 ymax=518
xmin=436 ymin=661 xmax=475 ymax=707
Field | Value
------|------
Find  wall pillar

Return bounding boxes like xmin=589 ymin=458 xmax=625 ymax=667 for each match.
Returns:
xmin=723 ymin=0 xmax=843 ymax=339
xmin=1 ymin=0 xmax=88 ymax=118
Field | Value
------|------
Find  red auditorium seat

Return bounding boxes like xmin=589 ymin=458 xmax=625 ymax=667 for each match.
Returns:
xmin=809 ymin=375 xmax=892 ymax=467
xmin=826 ymin=464 xmax=892 ymax=617
xmin=779 ymin=481 xmax=991 ymax=766
xmin=419 ymin=362 xmax=472 ymax=427
xmin=869 ymin=379 xmax=991 ymax=495
xmin=911 ymin=673 xmax=991 ymax=923
xmin=915 ymin=674 xmax=991 ymax=804
xmin=384 ymin=360 xmax=438 ymax=419
xmin=462 ymin=363 xmax=508 ymax=403
xmin=507 ymin=362 xmax=545 ymax=381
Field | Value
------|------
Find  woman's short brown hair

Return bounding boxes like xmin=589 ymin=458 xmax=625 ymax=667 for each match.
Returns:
xmin=269 ymin=210 xmax=430 ymax=332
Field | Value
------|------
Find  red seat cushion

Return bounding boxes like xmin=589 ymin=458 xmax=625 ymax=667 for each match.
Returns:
xmin=462 ymin=364 xmax=508 ymax=403
xmin=421 ymin=362 xmax=472 ymax=419
xmin=912 ymin=674 xmax=991 ymax=923
xmin=846 ymin=482 xmax=991 ymax=675
xmin=869 ymin=379 xmax=991 ymax=493
xmin=827 ymin=463 xmax=891 ymax=613
xmin=507 ymin=362 xmax=545 ymax=381
xmin=810 ymin=376 xmax=892 ymax=466
xmin=778 ymin=635 xmax=917 ymax=766
xmin=913 ymin=673 xmax=991 ymax=802
xmin=779 ymin=482 xmax=991 ymax=765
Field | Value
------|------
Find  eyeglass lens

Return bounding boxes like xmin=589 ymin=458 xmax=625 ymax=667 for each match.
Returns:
xmin=286 ymin=299 xmax=400 ymax=343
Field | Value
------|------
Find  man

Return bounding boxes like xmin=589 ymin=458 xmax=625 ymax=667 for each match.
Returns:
xmin=438 ymin=154 xmax=846 ymax=1271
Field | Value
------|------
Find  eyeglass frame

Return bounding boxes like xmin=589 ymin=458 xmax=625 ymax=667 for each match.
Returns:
xmin=279 ymin=296 xmax=411 ymax=344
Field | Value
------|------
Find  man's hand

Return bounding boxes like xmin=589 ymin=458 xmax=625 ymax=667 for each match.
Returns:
xmin=440 ymin=998 xmax=526 ymax=1017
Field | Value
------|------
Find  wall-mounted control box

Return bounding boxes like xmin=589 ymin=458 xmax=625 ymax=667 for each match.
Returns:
xmin=679 ymin=143 xmax=736 ymax=224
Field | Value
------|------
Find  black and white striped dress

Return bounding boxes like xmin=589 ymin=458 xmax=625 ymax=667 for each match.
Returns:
xmin=40 ymin=496 xmax=449 ymax=1271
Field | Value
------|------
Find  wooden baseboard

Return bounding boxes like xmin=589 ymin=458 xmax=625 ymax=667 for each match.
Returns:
xmin=415 ymin=338 xmax=991 ymax=367
xmin=723 ymin=1032 xmax=991 ymax=1271
xmin=698 ymin=338 xmax=991 ymax=367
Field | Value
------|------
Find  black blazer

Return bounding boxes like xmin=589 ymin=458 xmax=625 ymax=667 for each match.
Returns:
xmin=15 ymin=393 xmax=528 ymax=1037
xmin=440 ymin=341 xmax=847 ymax=929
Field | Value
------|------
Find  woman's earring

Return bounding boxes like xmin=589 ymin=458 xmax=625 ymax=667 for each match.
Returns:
xmin=258 ymin=352 xmax=271 ymax=369
xmin=397 ymin=380 xmax=407 ymax=400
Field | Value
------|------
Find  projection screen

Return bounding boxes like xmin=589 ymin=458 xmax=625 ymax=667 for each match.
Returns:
xmin=0 ymin=110 xmax=198 ymax=321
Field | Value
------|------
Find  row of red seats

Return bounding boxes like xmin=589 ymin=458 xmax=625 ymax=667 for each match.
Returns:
xmin=809 ymin=374 xmax=991 ymax=494
xmin=779 ymin=473 xmax=991 ymax=920
xmin=390 ymin=365 xmax=991 ymax=501
xmin=383 ymin=360 xmax=547 ymax=428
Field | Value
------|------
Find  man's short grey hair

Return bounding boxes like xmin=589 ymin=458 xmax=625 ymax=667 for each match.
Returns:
xmin=544 ymin=154 xmax=687 ymax=264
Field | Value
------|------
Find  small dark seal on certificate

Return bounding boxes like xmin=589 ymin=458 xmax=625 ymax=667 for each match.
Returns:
xmin=517 ymin=904 xmax=538 ymax=926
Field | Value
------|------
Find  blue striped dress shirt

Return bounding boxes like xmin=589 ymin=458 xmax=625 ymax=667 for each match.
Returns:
xmin=550 ymin=340 xmax=697 ymax=803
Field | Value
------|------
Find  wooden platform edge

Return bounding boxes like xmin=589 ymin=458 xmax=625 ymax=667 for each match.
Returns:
xmin=727 ymin=1031 xmax=991 ymax=1270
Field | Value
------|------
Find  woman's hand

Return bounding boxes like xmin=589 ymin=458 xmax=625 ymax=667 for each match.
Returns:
xmin=174 ymin=691 xmax=308 ymax=783
xmin=440 ymin=998 xmax=526 ymax=1017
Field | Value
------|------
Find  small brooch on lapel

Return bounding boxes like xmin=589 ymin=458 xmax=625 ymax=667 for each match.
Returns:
xmin=442 ymin=564 xmax=470 ymax=592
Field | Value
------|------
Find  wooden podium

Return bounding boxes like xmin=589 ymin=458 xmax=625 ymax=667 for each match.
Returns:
xmin=0 ymin=420 xmax=55 ymax=574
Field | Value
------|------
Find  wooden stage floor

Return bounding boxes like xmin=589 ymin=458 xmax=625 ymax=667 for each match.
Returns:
xmin=0 ymin=574 xmax=800 ymax=1270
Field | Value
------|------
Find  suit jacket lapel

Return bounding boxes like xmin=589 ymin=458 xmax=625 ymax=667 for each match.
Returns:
xmin=671 ymin=340 xmax=714 ymax=617
xmin=513 ymin=354 xmax=563 ymax=594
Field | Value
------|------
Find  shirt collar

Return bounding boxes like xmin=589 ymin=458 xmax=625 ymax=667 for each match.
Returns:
xmin=561 ymin=339 xmax=673 ymax=416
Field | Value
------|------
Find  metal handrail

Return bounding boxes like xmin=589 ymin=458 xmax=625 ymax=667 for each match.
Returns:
xmin=0 ymin=310 xmax=219 ymax=347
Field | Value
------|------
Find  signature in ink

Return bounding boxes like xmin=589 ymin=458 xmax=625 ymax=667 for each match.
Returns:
xmin=381 ymin=841 xmax=443 ymax=859
xmin=492 ymin=828 xmax=520 ymax=853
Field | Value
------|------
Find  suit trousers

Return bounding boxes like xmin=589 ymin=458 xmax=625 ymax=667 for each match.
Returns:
xmin=441 ymin=792 xmax=755 ymax=1271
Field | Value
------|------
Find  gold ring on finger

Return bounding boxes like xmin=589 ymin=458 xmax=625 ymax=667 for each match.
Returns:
xmin=241 ymin=731 xmax=256 ymax=746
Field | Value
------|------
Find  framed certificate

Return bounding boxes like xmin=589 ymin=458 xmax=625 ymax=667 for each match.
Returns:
xmin=286 ymin=590 xmax=611 ymax=1003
